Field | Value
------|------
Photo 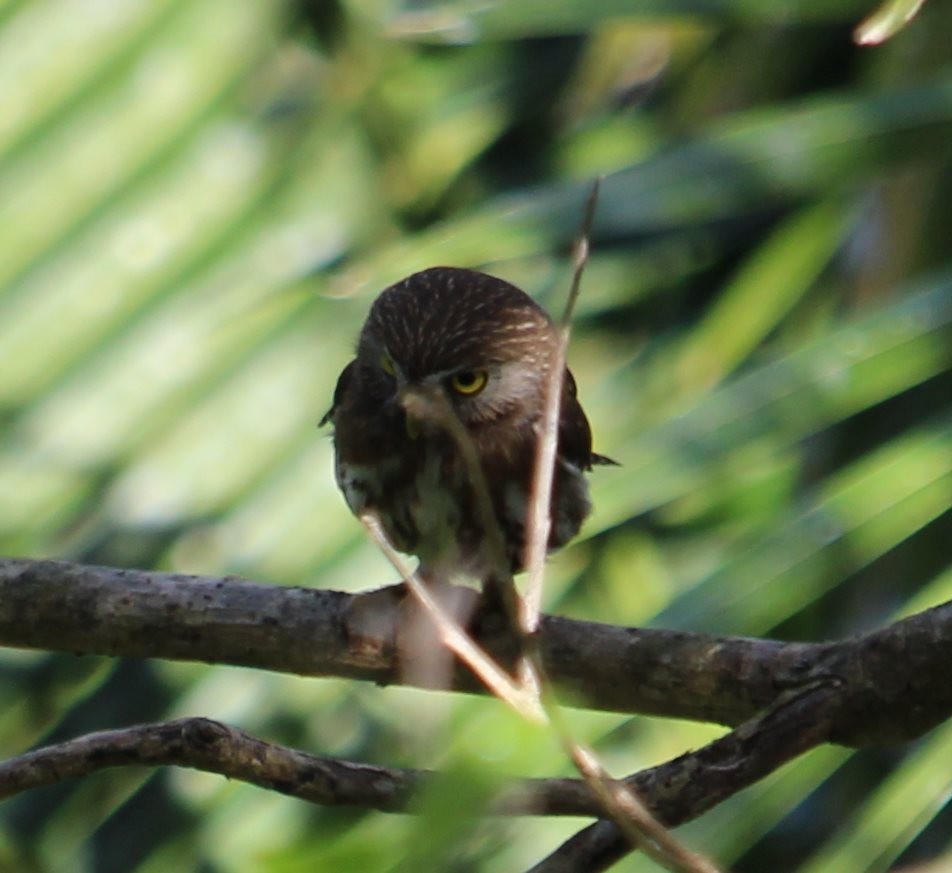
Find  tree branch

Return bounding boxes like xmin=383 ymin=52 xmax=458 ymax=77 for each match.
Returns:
xmin=0 ymin=681 xmax=836 ymax=823
xmin=0 ymin=679 xmax=838 ymax=873
xmin=0 ymin=558 xmax=950 ymax=746
xmin=0 ymin=717 xmax=423 ymax=811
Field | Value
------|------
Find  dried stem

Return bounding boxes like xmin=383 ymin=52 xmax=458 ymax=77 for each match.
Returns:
xmin=538 ymin=675 xmax=723 ymax=873
xmin=515 ymin=177 xmax=719 ymax=873
xmin=564 ymin=743 xmax=723 ymax=873
xmin=360 ymin=513 xmax=546 ymax=724
xmin=533 ymin=684 xmax=840 ymax=871
xmin=402 ymin=386 xmax=526 ymax=639
xmin=400 ymin=176 xmax=716 ymax=873
xmin=522 ymin=177 xmax=602 ymax=633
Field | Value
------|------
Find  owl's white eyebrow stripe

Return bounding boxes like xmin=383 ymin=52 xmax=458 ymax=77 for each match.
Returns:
xmin=502 ymin=320 xmax=543 ymax=331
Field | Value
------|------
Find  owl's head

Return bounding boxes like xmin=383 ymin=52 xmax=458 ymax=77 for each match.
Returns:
xmin=357 ymin=267 xmax=558 ymax=427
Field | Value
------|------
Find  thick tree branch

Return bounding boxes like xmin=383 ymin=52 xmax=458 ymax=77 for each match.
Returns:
xmin=0 ymin=558 xmax=950 ymax=746
xmin=0 ymin=681 xmax=837 ymax=824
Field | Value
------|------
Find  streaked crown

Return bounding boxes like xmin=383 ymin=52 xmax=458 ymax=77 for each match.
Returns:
xmin=363 ymin=267 xmax=555 ymax=379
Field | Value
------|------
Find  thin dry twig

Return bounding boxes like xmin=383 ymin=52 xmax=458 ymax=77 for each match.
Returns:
xmin=522 ymin=176 xmax=602 ymax=633
xmin=564 ymin=743 xmax=723 ymax=873
xmin=402 ymin=383 xmax=547 ymax=702
xmin=533 ymin=668 xmax=724 ymax=873
xmin=363 ymin=500 xmax=700 ymax=873
xmin=361 ymin=178 xmax=716 ymax=873
xmin=400 ymin=383 xmax=528 ymax=662
xmin=515 ymin=177 xmax=718 ymax=873
xmin=516 ymin=177 xmax=722 ymax=873
xmin=532 ymin=684 xmax=840 ymax=872
xmin=360 ymin=512 xmax=546 ymax=724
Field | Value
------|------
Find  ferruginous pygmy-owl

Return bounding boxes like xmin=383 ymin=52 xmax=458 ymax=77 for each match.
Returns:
xmin=321 ymin=266 xmax=613 ymax=585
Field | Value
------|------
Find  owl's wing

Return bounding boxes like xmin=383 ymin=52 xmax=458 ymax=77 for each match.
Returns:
xmin=560 ymin=369 xmax=619 ymax=469
xmin=319 ymin=359 xmax=357 ymax=427
xmin=559 ymin=369 xmax=595 ymax=471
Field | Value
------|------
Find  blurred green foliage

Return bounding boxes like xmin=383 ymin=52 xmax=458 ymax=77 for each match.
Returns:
xmin=0 ymin=0 xmax=950 ymax=870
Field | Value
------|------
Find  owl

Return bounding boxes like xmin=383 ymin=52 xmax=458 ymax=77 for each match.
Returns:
xmin=321 ymin=267 xmax=612 ymax=586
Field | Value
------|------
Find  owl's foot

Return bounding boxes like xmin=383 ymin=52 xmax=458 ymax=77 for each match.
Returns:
xmin=342 ymin=581 xmax=484 ymax=688
xmin=343 ymin=576 xmax=529 ymax=687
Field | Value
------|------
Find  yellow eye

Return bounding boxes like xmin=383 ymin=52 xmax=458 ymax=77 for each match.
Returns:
xmin=380 ymin=355 xmax=396 ymax=376
xmin=449 ymin=369 xmax=488 ymax=395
